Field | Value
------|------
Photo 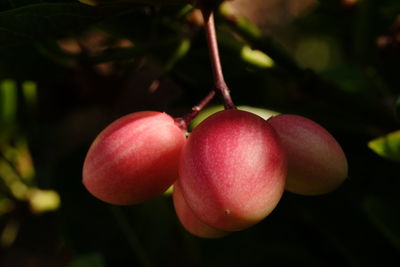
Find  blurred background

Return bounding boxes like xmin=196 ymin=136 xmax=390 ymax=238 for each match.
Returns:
xmin=0 ymin=0 xmax=399 ymax=266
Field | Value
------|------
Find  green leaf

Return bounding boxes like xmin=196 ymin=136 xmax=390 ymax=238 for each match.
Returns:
xmin=69 ymin=252 xmax=106 ymax=267
xmin=0 ymin=3 xmax=134 ymax=47
xmin=368 ymin=130 xmax=400 ymax=162
xmin=364 ymin=196 xmax=400 ymax=251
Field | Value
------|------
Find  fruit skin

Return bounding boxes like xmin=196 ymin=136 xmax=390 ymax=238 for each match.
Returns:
xmin=172 ymin=182 xmax=228 ymax=239
xmin=267 ymin=114 xmax=348 ymax=195
xmin=179 ymin=109 xmax=286 ymax=231
xmin=82 ymin=111 xmax=186 ymax=205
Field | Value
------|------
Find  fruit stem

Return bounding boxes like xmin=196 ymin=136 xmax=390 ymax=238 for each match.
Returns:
xmin=175 ymin=90 xmax=216 ymax=130
xmin=201 ymin=7 xmax=236 ymax=110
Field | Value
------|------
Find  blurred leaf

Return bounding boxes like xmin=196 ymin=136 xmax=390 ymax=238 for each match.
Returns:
xmin=0 ymin=197 xmax=14 ymax=216
xmin=2 ymin=138 xmax=35 ymax=182
xmin=219 ymin=4 xmax=261 ymax=39
xmin=368 ymin=130 xmax=400 ymax=162
xmin=89 ymin=47 xmax=139 ymax=64
xmin=28 ymin=188 xmax=61 ymax=214
xmin=0 ymin=218 xmax=20 ymax=248
xmin=241 ymin=45 xmax=274 ymax=69
xmin=380 ymin=2 xmax=400 ymax=19
xmin=78 ymin=0 xmax=192 ymax=6
xmin=189 ymin=105 xmax=279 ymax=130
xmin=90 ymin=37 xmax=188 ymax=68
xmin=69 ymin=252 xmax=106 ymax=267
xmin=164 ymin=38 xmax=191 ymax=71
xmin=221 ymin=8 xmax=302 ymax=76
xmin=79 ymin=0 xmax=100 ymax=5
xmin=21 ymin=80 xmax=37 ymax=110
xmin=163 ymin=184 xmax=173 ymax=195
xmin=321 ymin=65 xmax=370 ymax=94
xmin=0 ymin=159 xmax=29 ymax=200
xmin=295 ymin=37 xmax=337 ymax=72
xmin=34 ymin=41 xmax=77 ymax=68
xmin=0 ymin=80 xmax=17 ymax=128
xmin=396 ymin=96 xmax=400 ymax=119
xmin=0 ymin=3 xmax=136 ymax=47
xmin=364 ymin=196 xmax=400 ymax=251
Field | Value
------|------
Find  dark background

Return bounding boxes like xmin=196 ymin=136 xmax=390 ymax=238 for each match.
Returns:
xmin=0 ymin=0 xmax=399 ymax=266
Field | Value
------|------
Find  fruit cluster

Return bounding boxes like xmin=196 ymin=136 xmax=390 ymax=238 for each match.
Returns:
xmin=82 ymin=108 xmax=348 ymax=238
xmin=82 ymin=3 xmax=347 ymax=239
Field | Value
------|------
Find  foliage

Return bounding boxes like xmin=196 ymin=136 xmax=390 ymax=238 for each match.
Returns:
xmin=0 ymin=0 xmax=399 ymax=266
xmin=369 ymin=130 xmax=400 ymax=162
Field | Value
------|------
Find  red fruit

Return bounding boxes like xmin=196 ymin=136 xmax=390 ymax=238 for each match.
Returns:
xmin=173 ymin=182 xmax=228 ymax=239
xmin=267 ymin=114 xmax=348 ymax=195
xmin=82 ymin=111 xmax=186 ymax=205
xmin=179 ymin=110 xmax=286 ymax=231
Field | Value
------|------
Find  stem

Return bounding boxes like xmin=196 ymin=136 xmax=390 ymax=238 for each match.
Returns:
xmin=201 ymin=8 xmax=236 ymax=110
xmin=109 ymin=206 xmax=153 ymax=267
xmin=175 ymin=90 xmax=216 ymax=130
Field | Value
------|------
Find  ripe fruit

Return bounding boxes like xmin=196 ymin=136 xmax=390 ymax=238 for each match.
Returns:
xmin=179 ymin=109 xmax=286 ymax=231
xmin=172 ymin=182 xmax=228 ymax=238
xmin=267 ymin=114 xmax=348 ymax=195
xmin=82 ymin=111 xmax=186 ymax=205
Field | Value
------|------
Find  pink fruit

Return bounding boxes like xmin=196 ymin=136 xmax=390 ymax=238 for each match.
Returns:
xmin=267 ymin=114 xmax=348 ymax=195
xmin=173 ymin=182 xmax=228 ymax=238
xmin=82 ymin=111 xmax=186 ymax=205
xmin=179 ymin=109 xmax=286 ymax=231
